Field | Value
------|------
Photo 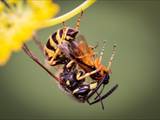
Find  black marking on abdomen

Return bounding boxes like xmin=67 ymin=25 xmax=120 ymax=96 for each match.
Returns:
xmin=46 ymin=39 xmax=56 ymax=51
xmin=59 ymin=29 xmax=63 ymax=38
xmin=52 ymin=32 xmax=58 ymax=44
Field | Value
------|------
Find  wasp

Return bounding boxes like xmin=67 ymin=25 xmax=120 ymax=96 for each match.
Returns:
xmin=58 ymin=34 xmax=117 ymax=94
xmin=56 ymin=31 xmax=119 ymax=109
xmin=44 ymin=12 xmax=84 ymax=66
xmin=44 ymin=11 xmax=95 ymax=67
xmin=44 ymin=11 xmax=117 ymax=87
xmin=23 ymin=43 xmax=118 ymax=110
xmin=58 ymin=59 xmax=118 ymax=109
xmin=22 ymin=12 xmax=118 ymax=109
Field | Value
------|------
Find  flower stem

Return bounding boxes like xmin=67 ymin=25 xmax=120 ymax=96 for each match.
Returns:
xmin=42 ymin=0 xmax=96 ymax=28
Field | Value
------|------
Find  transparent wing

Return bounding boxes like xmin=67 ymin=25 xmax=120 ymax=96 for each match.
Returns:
xmin=75 ymin=34 xmax=88 ymax=44
xmin=74 ymin=34 xmax=93 ymax=56
xmin=59 ymin=34 xmax=96 ymax=66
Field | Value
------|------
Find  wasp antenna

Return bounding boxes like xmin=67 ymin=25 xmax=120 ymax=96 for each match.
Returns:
xmin=62 ymin=21 xmax=67 ymax=29
xmin=75 ymin=10 xmax=83 ymax=30
xmin=90 ymin=84 xmax=119 ymax=105
xmin=99 ymin=40 xmax=106 ymax=62
xmin=107 ymin=44 xmax=117 ymax=70
xmin=94 ymin=84 xmax=105 ymax=100
xmin=95 ymin=91 xmax=104 ymax=110
xmin=61 ymin=26 xmax=68 ymax=41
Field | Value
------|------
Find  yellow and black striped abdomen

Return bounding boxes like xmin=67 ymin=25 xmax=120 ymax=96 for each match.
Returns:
xmin=44 ymin=30 xmax=62 ymax=65
xmin=45 ymin=33 xmax=57 ymax=58
xmin=44 ymin=27 xmax=79 ymax=65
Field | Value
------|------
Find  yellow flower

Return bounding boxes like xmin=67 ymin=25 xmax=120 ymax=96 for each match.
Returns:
xmin=0 ymin=0 xmax=59 ymax=65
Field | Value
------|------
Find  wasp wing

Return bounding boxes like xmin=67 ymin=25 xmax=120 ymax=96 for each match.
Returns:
xmin=58 ymin=34 xmax=96 ymax=69
xmin=67 ymin=34 xmax=95 ymax=65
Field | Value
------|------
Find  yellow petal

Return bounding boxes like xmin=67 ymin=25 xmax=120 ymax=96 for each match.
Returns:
xmin=0 ymin=41 xmax=11 ymax=66
xmin=0 ymin=0 xmax=59 ymax=65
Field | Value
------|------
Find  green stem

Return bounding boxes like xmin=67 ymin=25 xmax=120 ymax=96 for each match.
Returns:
xmin=42 ymin=0 xmax=96 ymax=28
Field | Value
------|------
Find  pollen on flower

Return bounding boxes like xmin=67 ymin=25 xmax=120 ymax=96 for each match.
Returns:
xmin=0 ymin=0 xmax=59 ymax=65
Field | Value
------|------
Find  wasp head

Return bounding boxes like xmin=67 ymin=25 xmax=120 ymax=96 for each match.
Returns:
xmin=65 ymin=28 xmax=79 ymax=41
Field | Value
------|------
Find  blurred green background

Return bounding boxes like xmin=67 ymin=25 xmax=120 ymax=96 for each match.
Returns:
xmin=0 ymin=0 xmax=160 ymax=119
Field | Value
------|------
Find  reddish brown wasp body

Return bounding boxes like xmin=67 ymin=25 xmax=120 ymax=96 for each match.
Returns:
xmin=59 ymin=34 xmax=116 ymax=84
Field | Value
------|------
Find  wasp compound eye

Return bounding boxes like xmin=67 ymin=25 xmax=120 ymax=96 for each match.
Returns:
xmin=67 ymin=28 xmax=79 ymax=38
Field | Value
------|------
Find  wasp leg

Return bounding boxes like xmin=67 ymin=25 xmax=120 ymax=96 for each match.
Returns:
xmin=72 ymin=81 xmax=102 ymax=106
xmin=86 ymin=91 xmax=104 ymax=110
xmin=90 ymin=84 xmax=118 ymax=105
xmin=95 ymin=91 xmax=104 ymax=110
xmin=76 ymin=66 xmax=102 ymax=80
xmin=85 ymin=81 xmax=104 ymax=110
xmin=90 ymin=42 xmax=99 ymax=50
xmin=99 ymin=40 xmax=106 ymax=62
xmin=75 ymin=10 xmax=83 ymax=30
xmin=66 ymin=60 xmax=75 ymax=68
xmin=32 ymin=34 xmax=44 ymax=53
xmin=48 ymin=49 xmax=61 ymax=65
xmin=77 ymin=54 xmax=91 ymax=59
xmin=22 ymin=44 xmax=60 ymax=82
xmin=107 ymin=44 xmax=117 ymax=70
xmin=85 ymin=76 xmax=106 ymax=100
xmin=94 ymin=84 xmax=105 ymax=100
xmin=62 ymin=21 xmax=67 ymax=29
xmin=61 ymin=25 xmax=68 ymax=41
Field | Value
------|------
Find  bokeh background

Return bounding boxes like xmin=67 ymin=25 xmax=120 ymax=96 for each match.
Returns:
xmin=0 ymin=0 xmax=160 ymax=119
